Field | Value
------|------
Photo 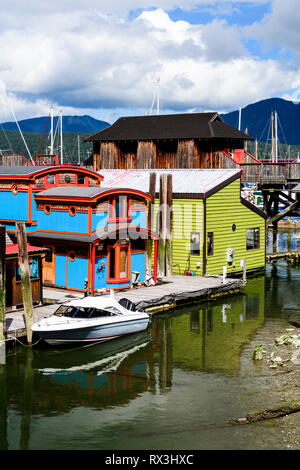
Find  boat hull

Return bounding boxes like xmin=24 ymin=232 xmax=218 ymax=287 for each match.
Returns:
xmin=33 ymin=317 xmax=150 ymax=346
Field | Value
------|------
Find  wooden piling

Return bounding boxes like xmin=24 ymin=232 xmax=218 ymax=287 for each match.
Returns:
xmin=147 ymin=173 xmax=156 ymax=277
xmin=0 ymin=225 xmax=6 ymax=345
xmin=166 ymin=174 xmax=173 ymax=276
xmin=158 ymin=174 xmax=168 ymax=278
xmin=16 ymin=223 xmax=34 ymax=345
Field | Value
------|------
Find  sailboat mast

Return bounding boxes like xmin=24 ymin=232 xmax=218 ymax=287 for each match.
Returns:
xmin=157 ymin=78 xmax=160 ymax=115
xmin=60 ymin=110 xmax=63 ymax=164
xmin=78 ymin=135 xmax=80 ymax=165
xmin=50 ymin=107 xmax=54 ymax=155
xmin=271 ymin=112 xmax=275 ymax=163
xmin=275 ymin=111 xmax=278 ymax=163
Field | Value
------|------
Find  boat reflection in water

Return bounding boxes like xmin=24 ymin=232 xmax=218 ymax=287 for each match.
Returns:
xmin=32 ymin=330 xmax=152 ymax=376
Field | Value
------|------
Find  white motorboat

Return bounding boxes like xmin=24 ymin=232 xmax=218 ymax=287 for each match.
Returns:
xmin=31 ymin=292 xmax=150 ymax=346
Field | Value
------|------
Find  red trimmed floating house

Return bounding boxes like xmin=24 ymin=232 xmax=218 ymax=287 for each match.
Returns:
xmin=0 ymin=164 xmax=159 ymax=295
xmin=4 ymin=232 xmax=48 ymax=310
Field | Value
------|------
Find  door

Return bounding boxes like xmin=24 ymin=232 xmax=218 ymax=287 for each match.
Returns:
xmin=107 ymin=242 xmax=130 ymax=283
xmin=42 ymin=246 xmax=55 ymax=285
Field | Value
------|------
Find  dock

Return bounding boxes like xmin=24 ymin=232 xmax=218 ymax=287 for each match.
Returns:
xmin=4 ymin=275 xmax=245 ymax=343
xmin=266 ymin=251 xmax=300 ymax=263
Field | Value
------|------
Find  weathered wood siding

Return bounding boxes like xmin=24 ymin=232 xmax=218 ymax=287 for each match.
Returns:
xmin=93 ymin=142 xmax=101 ymax=172
xmin=137 ymin=141 xmax=157 ymax=169
xmin=100 ymin=142 xmax=119 ymax=169
xmin=94 ymin=140 xmax=243 ymax=170
xmin=176 ymin=140 xmax=195 ymax=168
xmin=205 ymin=179 xmax=265 ymax=275
xmin=1 ymin=155 xmax=31 ymax=166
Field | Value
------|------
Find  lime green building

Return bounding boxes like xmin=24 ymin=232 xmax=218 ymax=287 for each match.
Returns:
xmin=96 ymin=169 xmax=266 ymax=278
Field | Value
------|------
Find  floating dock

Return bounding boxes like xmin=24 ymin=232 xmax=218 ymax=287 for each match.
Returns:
xmin=5 ymin=275 xmax=245 ymax=343
xmin=266 ymin=251 xmax=300 ymax=263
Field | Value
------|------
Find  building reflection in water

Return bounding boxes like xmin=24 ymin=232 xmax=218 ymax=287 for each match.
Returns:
xmin=2 ymin=275 xmax=266 ymax=449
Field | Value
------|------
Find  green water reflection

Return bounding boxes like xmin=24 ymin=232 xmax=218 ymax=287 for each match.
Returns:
xmin=1 ymin=250 xmax=300 ymax=450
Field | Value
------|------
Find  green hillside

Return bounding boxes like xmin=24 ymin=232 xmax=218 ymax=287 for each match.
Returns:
xmin=1 ymin=127 xmax=299 ymax=166
xmin=0 ymin=130 xmax=93 ymax=165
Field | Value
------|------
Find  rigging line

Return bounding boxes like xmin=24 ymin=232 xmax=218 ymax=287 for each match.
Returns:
xmin=44 ymin=132 xmax=50 ymax=154
xmin=264 ymin=117 xmax=272 ymax=159
xmin=35 ymin=112 xmax=50 ymax=158
xmin=277 ymin=114 xmax=288 ymax=146
xmin=2 ymin=88 xmax=34 ymax=164
xmin=258 ymin=115 xmax=271 ymax=144
xmin=0 ymin=122 xmax=14 ymax=154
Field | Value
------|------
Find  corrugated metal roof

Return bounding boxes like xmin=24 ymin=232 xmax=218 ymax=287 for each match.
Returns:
xmin=98 ymin=169 xmax=241 ymax=195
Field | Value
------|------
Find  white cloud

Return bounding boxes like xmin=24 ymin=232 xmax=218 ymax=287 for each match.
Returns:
xmin=245 ymin=0 xmax=300 ymax=63
xmin=0 ymin=2 xmax=299 ymax=122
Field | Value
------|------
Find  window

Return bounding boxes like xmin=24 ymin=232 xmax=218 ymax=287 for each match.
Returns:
xmin=15 ymin=258 xmax=40 ymax=281
xmin=68 ymin=250 xmax=77 ymax=262
xmin=108 ymin=196 xmax=131 ymax=223
xmin=47 ymin=174 xmax=55 ymax=185
xmin=77 ymin=174 xmax=85 ymax=185
xmin=69 ymin=206 xmax=77 ymax=216
xmin=190 ymin=232 xmax=200 ymax=256
xmin=44 ymin=205 xmax=52 ymax=215
xmin=54 ymin=306 xmax=114 ymax=318
xmin=11 ymin=184 xmax=18 ymax=195
xmin=246 ymin=228 xmax=260 ymax=250
xmin=45 ymin=247 xmax=53 ymax=263
xmin=207 ymin=232 xmax=214 ymax=256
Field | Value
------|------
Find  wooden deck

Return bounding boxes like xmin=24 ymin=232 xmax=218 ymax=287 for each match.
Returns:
xmin=114 ymin=275 xmax=244 ymax=311
xmin=4 ymin=275 xmax=245 ymax=342
xmin=266 ymin=251 xmax=300 ymax=263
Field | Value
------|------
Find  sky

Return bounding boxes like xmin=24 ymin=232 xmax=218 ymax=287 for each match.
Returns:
xmin=0 ymin=0 xmax=300 ymax=124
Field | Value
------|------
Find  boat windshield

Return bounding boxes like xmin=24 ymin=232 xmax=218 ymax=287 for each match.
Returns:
xmin=54 ymin=305 xmax=118 ymax=318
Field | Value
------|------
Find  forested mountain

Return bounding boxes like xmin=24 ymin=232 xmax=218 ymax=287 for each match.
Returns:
xmin=221 ymin=97 xmax=300 ymax=145
xmin=0 ymin=115 xmax=110 ymax=134
xmin=0 ymin=130 xmax=93 ymax=164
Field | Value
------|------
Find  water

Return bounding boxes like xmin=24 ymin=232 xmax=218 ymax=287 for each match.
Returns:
xmin=1 ymin=231 xmax=300 ymax=450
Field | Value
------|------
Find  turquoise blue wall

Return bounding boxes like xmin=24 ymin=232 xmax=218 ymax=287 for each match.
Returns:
xmin=92 ymin=213 xmax=108 ymax=232
xmin=0 ymin=191 xmax=29 ymax=221
xmin=36 ymin=209 xmax=89 ymax=234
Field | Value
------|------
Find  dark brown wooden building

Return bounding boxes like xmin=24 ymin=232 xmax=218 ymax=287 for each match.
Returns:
xmin=85 ymin=112 xmax=252 ymax=171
